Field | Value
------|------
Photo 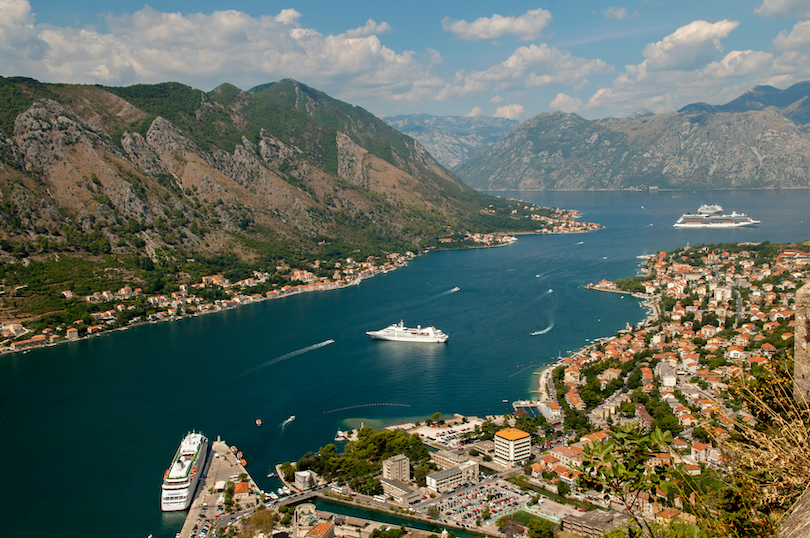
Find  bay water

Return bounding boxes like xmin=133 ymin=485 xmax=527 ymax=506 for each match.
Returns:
xmin=1 ymin=189 xmax=808 ymax=537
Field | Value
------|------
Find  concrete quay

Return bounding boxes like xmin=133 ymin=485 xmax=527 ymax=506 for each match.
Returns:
xmin=178 ymin=438 xmax=263 ymax=538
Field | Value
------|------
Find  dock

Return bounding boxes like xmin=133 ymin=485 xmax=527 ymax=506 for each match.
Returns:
xmin=178 ymin=439 xmax=264 ymax=538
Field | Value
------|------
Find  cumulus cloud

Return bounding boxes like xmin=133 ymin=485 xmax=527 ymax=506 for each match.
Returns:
xmin=755 ymin=0 xmax=810 ymax=20
xmin=274 ymin=9 xmax=302 ymax=25
xmin=490 ymin=95 xmax=504 ymax=103
xmin=773 ymin=20 xmax=810 ymax=49
xmin=441 ymin=8 xmax=552 ymax=41
xmin=466 ymin=106 xmax=482 ymax=117
xmin=0 ymin=2 xmax=437 ymax=105
xmin=642 ymin=19 xmax=739 ymax=71
xmin=602 ymin=7 xmax=639 ymax=20
xmin=493 ymin=103 xmax=524 ymax=119
xmin=435 ymin=43 xmax=612 ymax=100
xmin=550 ymin=93 xmax=583 ymax=112
xmin=344 ymin=19 xmax=392 ymax=38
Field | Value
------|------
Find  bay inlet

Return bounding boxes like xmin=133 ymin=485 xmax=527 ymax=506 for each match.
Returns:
xmin=1 ymin=189 xmax=809 ymax=537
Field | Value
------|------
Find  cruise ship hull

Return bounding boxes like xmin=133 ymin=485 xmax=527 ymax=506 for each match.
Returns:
xmin=366 ymin=321 xmax=448 ymax=343
xmin=161 ymin=433 xmax=208 ymax=512
xmin=673 ymin=211 xmax=760 ymax=228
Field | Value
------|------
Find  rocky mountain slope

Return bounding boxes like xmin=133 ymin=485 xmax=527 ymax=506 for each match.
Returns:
xmin=455 ymin=82 xmax=810 ymax=190
xmin=0 ymin=76 xmax=543 ymax=268
xmin=383 ymin=114 xmax=518 ymax=169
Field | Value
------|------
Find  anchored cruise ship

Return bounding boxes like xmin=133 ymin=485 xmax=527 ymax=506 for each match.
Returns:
xmin=673 ymin=204 xmax=760 ymax=228
xmin=161 ymin=432 xmax=208 ymax=511
xmin=366 ymin=320 xmax=449 ymax=343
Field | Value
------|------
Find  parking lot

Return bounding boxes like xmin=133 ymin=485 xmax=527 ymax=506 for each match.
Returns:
xmin=416 ymin=478 xmax=531 ymax=525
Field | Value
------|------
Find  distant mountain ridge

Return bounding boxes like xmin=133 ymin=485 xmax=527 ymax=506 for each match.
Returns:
xmin=383 ymin=113 xmax=518 ymax=169
xmin=455 ymin=81 xmax=810 ymax=191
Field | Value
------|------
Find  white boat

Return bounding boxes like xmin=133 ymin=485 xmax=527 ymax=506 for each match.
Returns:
xmin=268 ymin=492 xmax=279 ymax=500
xmin=366 ymin=320 xmax=448 ymax=343
xmin=161 ymin=432 xmax=208 ymax=511
xmin=335 ymin=429 xmax=348 ymax=441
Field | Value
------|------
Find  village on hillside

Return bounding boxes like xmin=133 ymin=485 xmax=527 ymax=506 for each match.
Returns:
xmin=259 ymin=242 xmax=809 ymax=538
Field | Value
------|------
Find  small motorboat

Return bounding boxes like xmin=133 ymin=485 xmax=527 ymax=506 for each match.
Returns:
xmin=256 ymin=418 xmax=263 ymax=427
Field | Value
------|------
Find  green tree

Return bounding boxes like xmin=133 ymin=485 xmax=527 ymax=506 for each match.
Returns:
xmin=556 ymin=481 xmax=570 ymax=497
xmin=526 ymin=518 xmax=555 ymax=538
xmin=580 ymin=423 xmax=674 ymax=538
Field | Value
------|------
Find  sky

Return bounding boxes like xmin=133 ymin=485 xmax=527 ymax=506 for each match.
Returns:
xmin=2 ymin=0 xmax=810 ymax=121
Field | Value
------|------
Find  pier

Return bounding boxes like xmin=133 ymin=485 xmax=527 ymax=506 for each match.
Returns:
xmin=179 ymin=439 xmax=264 ymax=538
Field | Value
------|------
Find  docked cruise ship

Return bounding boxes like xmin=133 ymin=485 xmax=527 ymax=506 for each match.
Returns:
xmin=673 ymin=205 xmax=760 ymax=228
xmin=161 ymin=432 xmax=208 ymax=511
xmin=366 ymin=320 xmax=449 ymax=343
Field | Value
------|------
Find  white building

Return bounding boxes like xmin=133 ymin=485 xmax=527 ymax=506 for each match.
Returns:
xmin=426 ymin=461 xmax=479 ymax=493
xmin=493 ymin=428 xmax=531 ymax=468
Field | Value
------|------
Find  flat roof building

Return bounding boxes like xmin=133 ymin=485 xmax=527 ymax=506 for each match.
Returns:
xmin=426 ymin=461 xmax=479 ymax=493
xmin=494 ymin=428 xmax=531 ymax=468
xmin=382 ymin=454 xmax=411 ymax=482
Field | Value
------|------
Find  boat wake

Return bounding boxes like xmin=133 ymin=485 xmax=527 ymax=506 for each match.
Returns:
xmin=232 ymin=340 xmax=335 ymax=380
xmin=531 ymin=321 xmax=554 ymax=336
xmin=279 ymin=415 xmax=295 ymax=429
xmin=441 ymin=286 xmax=461 ymax=295
xmin=575 ymin=241 xmax=584 ymax=245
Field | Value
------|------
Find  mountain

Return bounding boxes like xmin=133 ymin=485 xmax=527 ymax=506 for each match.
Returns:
xmin=455 ymin=83 xmax=810 ymax=191
xmin=0 ymin=76 xmax=557 ymax=321
xmin=679 ymin=81 xmax=810 ymax=125
xmin=383 ymin=113 xmax=518 ymax=169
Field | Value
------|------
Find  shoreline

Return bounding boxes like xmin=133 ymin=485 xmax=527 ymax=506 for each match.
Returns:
xmin=1 ymin=226 xmax=600 ymax=358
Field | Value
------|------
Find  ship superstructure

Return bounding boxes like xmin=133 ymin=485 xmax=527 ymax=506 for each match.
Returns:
xmin=674 ymin=206 xmax=760 ymax=228
xmin=161 ymin=432 xmax=208 ymax=511
xmin=366 ymin=320 xmax=449 ymax=343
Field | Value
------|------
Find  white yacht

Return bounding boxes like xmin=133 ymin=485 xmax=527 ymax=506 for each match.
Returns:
xmin=366 ymin=320 xmax=449 ymax=343
xmin=160 ymin=432 xmax=208 ymax=511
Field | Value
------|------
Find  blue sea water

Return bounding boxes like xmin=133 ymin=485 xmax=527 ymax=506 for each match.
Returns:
xmin=0 ymin=189 xmax=808 ymax=537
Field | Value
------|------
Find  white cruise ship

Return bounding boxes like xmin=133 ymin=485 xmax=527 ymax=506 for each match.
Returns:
xmin=674 ymin=206 xmax=760 ymax=228
xmin=161 ymin=432 xmax=208 ymax=511
xmin=366 ymin=320 xmax=449 ymax=343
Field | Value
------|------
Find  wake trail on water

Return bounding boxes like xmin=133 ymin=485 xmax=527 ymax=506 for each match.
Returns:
xmin=531 ymin=320 xmax=555 ymax=336
xmin=231 ymin=339 xmax=335 ymax=381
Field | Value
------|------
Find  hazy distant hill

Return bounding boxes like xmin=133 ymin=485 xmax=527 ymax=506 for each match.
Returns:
xmin=384 ymin=113 xmax=518 ymax=169
xmin=455 ymin=83 xmax=810 ymax=190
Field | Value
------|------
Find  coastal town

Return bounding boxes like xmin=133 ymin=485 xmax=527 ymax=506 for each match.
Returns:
xmin=0 ymin=205 xmax=601 ymax=353
xmin=178 ymin=241 xmax=809 ymax=538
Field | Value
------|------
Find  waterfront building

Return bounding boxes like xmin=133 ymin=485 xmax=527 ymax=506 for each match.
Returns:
xmin=493 ymin=428 xmax=531 ymax=467
xmin=294 ymin=469 xmax=318 ymax=490
xmin=380 ymin=478 xmax=421 ymax=504
xmin=382 ymin=454 xmax=410 ymax=482
xmin=426 ymin=461 xmax=479 ymax=493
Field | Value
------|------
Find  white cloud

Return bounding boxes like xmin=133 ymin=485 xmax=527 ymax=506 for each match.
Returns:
xmin=699 ymin=50 xmax=774 ymax=78
xmin=465 ymin=106 xmax=482 ymax=117
xmin=441 ymin=8 xmax=552 ymax=41
xmin=274 ymin=9 xmax=302 ymax=25
xmin=550 ymin=93 xmax=582 ymax=112
xmin=773 ymin=20 xmax=810 ymax=49
xmin=755 ymin=0 xmax=810 ymax=20
xmin=0 ymin=2 xmax=440 ymax=106
xmin=490 ymin=95 xmax=504 ymax=103
xmin=602 ymin=7 xmax=639 ymax=20
xmin=435 ymin=43 xmax=612 ymax=100
xmin=493 ymin=103 xmax=524 ymax=119
xmin=642 ymin=19 xmax=739 ymax=71
xmin=344 ymin=19 xmax=392 ymax=38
